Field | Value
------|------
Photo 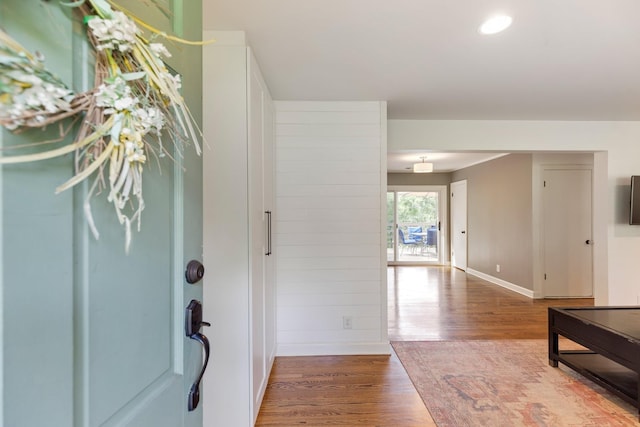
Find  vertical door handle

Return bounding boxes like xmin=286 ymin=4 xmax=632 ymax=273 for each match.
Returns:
xmin=185 ymin=299 xmax=211 ymax=411
xmin=187 ymin=331 xmax=210 ymax=412
xmin=265 ymin=211 xmax=272 ymax=256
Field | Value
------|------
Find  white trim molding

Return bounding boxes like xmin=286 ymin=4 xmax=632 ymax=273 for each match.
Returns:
xmin=466 ymin=268 xmax=535 ymax=299
xmin=277 ymin=342 xmax=391 ymax=357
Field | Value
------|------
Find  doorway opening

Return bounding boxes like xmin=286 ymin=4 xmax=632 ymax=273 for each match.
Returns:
xmin=387 ymin=186 xmax=447 ymax=265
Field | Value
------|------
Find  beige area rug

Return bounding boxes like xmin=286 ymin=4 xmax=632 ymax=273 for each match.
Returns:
xmin=392 ymin=340 xmax=637 ymax=427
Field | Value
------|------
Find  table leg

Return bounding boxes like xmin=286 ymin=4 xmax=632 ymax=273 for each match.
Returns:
xmin=549 ymin=333 xmax=559 ymax=367
xmin=548 ymin=311 xmax=559 ymax=367
xmin=637 ymin=382 xmax=640 ymax=421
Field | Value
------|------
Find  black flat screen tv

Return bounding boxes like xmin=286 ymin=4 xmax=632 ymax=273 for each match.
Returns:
xmin=630 ymin=176 xmax=640 ymax=225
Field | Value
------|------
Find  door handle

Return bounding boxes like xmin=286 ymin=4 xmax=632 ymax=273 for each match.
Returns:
xmin=265 ymin=211 xmax=272 ymax=256
xmin=187 ymin=331 xmax=210 ymax=412
xmin=585 ymin=239 xmax=591 ymax=245
xmin=185 ymin=299 xmax=211 ymax=412
xmin=461 ymin=231 xmax=466 ymax=234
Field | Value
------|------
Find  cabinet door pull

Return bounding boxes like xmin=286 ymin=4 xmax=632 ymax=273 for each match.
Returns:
xmin=265 ymin=211 xmax=272 ymax=256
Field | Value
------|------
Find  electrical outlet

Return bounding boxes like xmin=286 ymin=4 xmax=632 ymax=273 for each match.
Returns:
xmin=496 ymin=264 xmax=501 ymax=273
xmin=343 ymin=316 xmax=353 ymax=330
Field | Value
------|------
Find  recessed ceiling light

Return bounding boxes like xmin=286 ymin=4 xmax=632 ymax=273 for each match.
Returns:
xmin=479 ymin=15 xmax=513 ymax=35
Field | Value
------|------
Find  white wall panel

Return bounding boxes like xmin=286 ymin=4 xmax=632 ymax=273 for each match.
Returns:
xmin=277 ymin=232 xmax=380 ymax=246
xmin=277 ymin=207 xmax=379 ymax=222
xmin=278 ymin=292 xmax=381 ymax=307
xmin=277 ymin=111 xmax=381 ymax=124
xmin=275 ymin=101 xmax=389 ymax=355
xmin=278 ymin=256 xmax=381 ymax=271
xmin=277 ymin=220 xmax=381 ymax=235
xmin=278 ymin=281 xmax=381 ymax=295
xmin=276 ymin=183 xmax=381 ymax=197
xmin=277 ymin=148 xmax=380 ymax=163
xmin=277 ymin=268 xmax=381 ymax=283
xmin=275 ymin=101 xmax=382 ymax=112
xmin=277 ymin=124 xmax=382 ymax=137
xmin=278 ymin=196 xmax=380 ymax=211
xmin=278 ymin=306 xmax=382 ymax=330
xmin=278 ymin=245 xmax=381 ymax=258
xmin=278 ymin=136 xmax=380 ymax=148
xmin=278 ymin=171 xmax=381 ymax=186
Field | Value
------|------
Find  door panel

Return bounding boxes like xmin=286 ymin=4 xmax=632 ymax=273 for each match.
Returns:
xmin=1 ymin=1 xmax=203 ymax=426
xmin=263 ymin=89 xmax=277 ymax=378
xmin=84 ymin=163 xmax=179 ymax=426
xmin=2 ymin=3 xmax=76 ymax=426
xmin=451 ymin=180 xmax=467 ymax=271
xmin=543 ymin=169 xmax=593 ymax=297
xmin=249 ymin=53 xmax=267 ymax=414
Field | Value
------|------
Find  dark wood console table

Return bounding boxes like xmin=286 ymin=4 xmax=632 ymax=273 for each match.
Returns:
xmin=548 ymin=307 xmax=640 ymax=418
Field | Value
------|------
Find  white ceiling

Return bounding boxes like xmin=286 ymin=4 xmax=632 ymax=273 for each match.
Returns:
xmin=203 ymin=0 xmax=640 ymax=170
xmin=387 ymin=152 xmax=508 ymax=173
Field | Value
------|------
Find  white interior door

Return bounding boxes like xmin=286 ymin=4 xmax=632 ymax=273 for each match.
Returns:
xmin=543 ymin=168 xmax=593 ymax=297
xmin=451 ymin=180 xmax=468 ymax=271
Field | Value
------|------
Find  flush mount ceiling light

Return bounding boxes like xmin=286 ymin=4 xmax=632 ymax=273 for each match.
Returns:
xmin=413 ymin=157 xmax=434 ymax=173
xmin=479 ymin=15 xmax=513 ymax=35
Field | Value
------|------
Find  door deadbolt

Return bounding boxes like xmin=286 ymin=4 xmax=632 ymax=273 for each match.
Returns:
xmin=185 ymin=260 xmax=205 ymax=284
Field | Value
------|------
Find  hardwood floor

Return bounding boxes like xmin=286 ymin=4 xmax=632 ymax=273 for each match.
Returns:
xmin=388 ymin=266 xmax=593 ymax=341
xmin=255 ymin=354 xmax=435 ymax=426
xmin=256 ymin=266 xmax=593 ymax=426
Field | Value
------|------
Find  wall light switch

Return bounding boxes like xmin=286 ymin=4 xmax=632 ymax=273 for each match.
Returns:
xmin=496 ymin=264 xmax=501 ymax=273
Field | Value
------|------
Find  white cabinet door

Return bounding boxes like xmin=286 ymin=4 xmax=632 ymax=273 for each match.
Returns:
xmin=248 ymin=48 xmax=277 ymax=422
xmin=203 ymin=36 xmax=275 ymax=426
xmin=263 ymin=81 xmax=277 ymax=379
xmin=248 ymin=50 xmax=268 ymax=420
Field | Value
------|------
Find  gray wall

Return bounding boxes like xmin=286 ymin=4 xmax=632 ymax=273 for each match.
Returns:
xmin=388 ymin=172 xmax=452 ymax=186
xmin=452 ymin=154 xmax=534 ymax=290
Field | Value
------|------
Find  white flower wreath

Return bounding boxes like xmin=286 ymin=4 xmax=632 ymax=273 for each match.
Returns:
xmin=0 ymin=0 xmax=213 ymax=252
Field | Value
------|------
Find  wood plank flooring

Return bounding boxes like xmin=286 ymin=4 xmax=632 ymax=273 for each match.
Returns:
xmin=388 ymin=266 xmax=593 ymax=341
xmin=255 ymin=354 xmax=435 ymax=426
xmin=256 ymin=266 xmax=593 ymax=426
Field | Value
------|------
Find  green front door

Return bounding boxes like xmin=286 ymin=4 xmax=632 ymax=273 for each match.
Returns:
xmin=1 ymin=1 xmax=204 ymax=426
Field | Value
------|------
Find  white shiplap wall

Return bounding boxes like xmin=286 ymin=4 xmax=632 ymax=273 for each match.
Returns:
xmin=275 ymin=101 xmax=389 ymax=356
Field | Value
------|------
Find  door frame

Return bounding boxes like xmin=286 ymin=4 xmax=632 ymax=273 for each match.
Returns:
xmin=387 ymin=185 xmax=448 ymax=265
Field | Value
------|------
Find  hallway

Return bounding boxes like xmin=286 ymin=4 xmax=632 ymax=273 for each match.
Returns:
xmin=388 ymin=266 xmax=593 ymax=341
xmin=256 ymin=267 xmax=593 ymax=425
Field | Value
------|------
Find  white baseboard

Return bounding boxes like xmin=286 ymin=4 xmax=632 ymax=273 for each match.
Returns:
xmin=466 ymin=268 xmax=535 ymax=299
xmin=276 ymin=342 xmax=391 ymax=357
